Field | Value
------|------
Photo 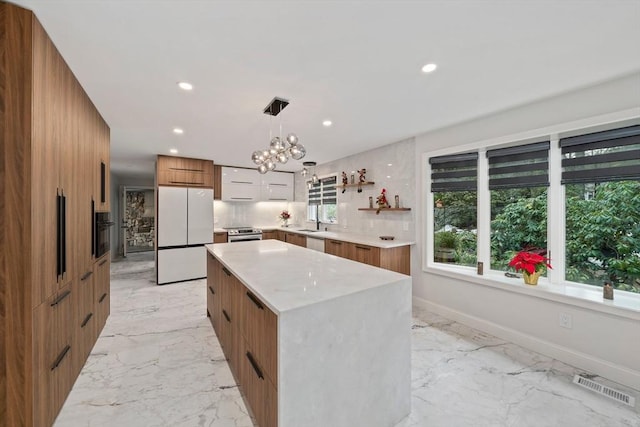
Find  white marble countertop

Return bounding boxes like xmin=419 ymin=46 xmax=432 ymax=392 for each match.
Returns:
xmin=258 ymin=226 xmax=415 ymax=248
xmin=206 ymin=240 xmax=410 ymax=314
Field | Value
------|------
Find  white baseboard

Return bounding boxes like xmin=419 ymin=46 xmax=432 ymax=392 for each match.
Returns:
xmin=413 ymin=296 xmax=640 ymax=392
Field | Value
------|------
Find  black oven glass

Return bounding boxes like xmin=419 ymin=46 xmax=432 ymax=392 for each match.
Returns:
xmin=95 ymin=212 xmax=113 ymax=258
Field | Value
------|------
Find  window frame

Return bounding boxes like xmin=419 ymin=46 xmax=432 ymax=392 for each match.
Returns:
xmin=422 ymin=115 xmax=640 ymax=317
xmin=307 ymin=174 xmax=338 ymax=224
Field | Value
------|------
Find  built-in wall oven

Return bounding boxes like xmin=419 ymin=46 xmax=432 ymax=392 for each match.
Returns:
xmin=226 ymin=227 xmax=263 ymax=243
xmin=94 ymin=207 xmax=114 ymax=258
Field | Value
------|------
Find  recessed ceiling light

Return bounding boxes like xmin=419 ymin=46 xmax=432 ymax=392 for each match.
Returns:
xmin=178 ymin=81 xmax=193 ymax=91
xmin=169 ymin=148 xmax=178 ymax=154
xmin=421 ymin=63 xmax=437 ymax=73
xmin=387 ymin=163 xmax=393 ymax=167
xmin=173 ymin=128 xmax=184 ymax=134
xmin=322 ymin=120 xmax=332 ymax=127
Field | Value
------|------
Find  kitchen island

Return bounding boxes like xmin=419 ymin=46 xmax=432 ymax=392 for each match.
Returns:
xmin=206 ymin=240 xmax=411 ymax=427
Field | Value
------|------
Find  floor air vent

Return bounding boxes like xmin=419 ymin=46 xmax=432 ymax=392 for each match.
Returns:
xmin=573 ymin=375 xmax=635 ymax=407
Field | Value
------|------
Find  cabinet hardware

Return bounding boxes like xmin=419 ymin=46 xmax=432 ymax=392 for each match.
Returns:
xmin=246 ymin=291 xmax=264 ymax=310
xmin=61 ymin=191 xmax=67 ymax=276
xmin=81 ymin=313 xmax=93 ymax=328
xmin=169 ymin=180 xmax=204 ymax=185
xmin=246 ymin=352 xmax=264 ymax=380
xmin=50 ymin=290 xmax=71 ymax=307
xmin=331 ymin=240 xmax=342 ymax=245
xmin=168 ymin=167 xmax=204 ymax=172
xmin=81 ymin=271 xmax=93 ymax=281
xmin=230 ymin=197 xmax=253 ymax=200
xmin=230 ymin=180 xmax=253 ymax=184
xmin=208 ymin=286 xmax=215 ymax=295
xmin=270 ymin=183 xmax=287 ymax=187
xmin=99 ymin=293 xmax=107 ymax=303
xmin=56 ymin=191 xmax=62 ymax=278
xmin=355 ymin=245 xmax=371 ymax=251
xmin=222 ymin=267 xmax=232 ymax=276
xmin=98 ymin=258 xmax=108 ymax=266
xmin=51 ymin=345 xmax=71 ymax=371
xmin=268 ymin=198 xmax=287 ymax=201
xmin=100 ymin=162 xmax=106 ymax=203
xmin=223 ymin=309 xmax=231 ymax=322
xmin=91 ymin=199 xmax=95 ymax=257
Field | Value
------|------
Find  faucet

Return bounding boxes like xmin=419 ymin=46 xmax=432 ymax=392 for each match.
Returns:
xmin=316 ymin=204 xmax=321 ymax=231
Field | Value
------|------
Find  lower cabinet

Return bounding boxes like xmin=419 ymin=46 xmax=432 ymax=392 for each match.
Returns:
xmin=325 ymin=239 xmax=349 ymax=258
xmin=208 ymin=254 xmax=278 ymax=427
xmin=285 ymin=232 xmax=306 ymax=247
xmin=261 ymin=230 xmax=277 ymax=240
xmin=213 ymin=232 xmax=228 ymax=243
xmin=326 ymin=239 xmax=410 ymax=275
xmin=95 ymin=255 xmax=111 ymax=333
xmin=72 ymin=268 xmax=97 ymax=377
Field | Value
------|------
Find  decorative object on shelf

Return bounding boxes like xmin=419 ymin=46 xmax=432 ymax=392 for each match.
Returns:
xmin=350 ymin=172 xmax=355 ymax=184
xmin=369 ymin=196 xmax=373 ymax=208
xmin=279 ymin=210 xmax=291 ymax=227
xmin=379 ymin=236 xmax=395 ymax=241
xmin=603 ymin=282 xmax=614 ymax=300
xmin=508 ymin=250 xmax=552 ymax=285
xmin=357 ymin=168 xmax=367 ymax=193
xmin=394 ymin=195 xmax=400 ymax=208
xmin=341 ymin=172 xmax=348 ymax=193
xmin=251 ymin=97 xmax=306 ymax=174
xmin=376 ymin=188 xmax=391 ymax=214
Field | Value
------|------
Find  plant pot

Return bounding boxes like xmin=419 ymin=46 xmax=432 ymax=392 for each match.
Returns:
xmin=435 ymin=248 xmax=455 ymax=263
xmin=523 ymin=270 xmax=541 ymax=285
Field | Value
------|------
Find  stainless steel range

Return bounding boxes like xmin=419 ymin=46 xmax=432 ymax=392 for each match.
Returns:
xmin=225 ymin=227 xmax=263 ymax=243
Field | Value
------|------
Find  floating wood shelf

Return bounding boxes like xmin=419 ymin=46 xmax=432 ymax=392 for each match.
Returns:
xmin=358 ymin=208 xmax=411 ymax=212
xmin=336 ymin=181 xmax=375 ymax=188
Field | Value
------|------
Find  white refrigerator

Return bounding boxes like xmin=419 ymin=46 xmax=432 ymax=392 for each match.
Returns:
xmin=157 ymin=186 xmax=213 ymax=285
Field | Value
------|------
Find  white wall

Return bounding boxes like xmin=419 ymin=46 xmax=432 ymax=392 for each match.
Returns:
xmin=413 ymin=72 xmax=640 ymax=389
xmin=213 ymin=200 xmax=290 ymax=229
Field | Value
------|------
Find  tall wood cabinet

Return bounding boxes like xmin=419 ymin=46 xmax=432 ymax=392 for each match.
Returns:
xmin=1 ymin=3 xmax=111 ymax=426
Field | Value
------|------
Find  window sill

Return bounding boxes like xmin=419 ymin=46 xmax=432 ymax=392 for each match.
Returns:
xmin=425 ymin=264 xmax=640 ymax=321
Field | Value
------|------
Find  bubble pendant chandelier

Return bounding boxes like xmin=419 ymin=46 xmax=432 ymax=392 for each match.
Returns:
xmin=251 ymin=97 xmax=306 ymax=174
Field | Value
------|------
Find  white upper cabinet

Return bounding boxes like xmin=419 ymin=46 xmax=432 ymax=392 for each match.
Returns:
xmin=261 ymin=172 xmax=294 ymax=201
xmin=221 ymin=167 xmax=294 ymax=201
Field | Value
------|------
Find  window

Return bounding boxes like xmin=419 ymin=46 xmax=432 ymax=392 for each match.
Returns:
xmin=561 ymin=125 xmax=640 ymax=293
xmin=308 ymin=175 xmax=337 ymax=224
xmin=430 ymin=152 xmax=478 ymax=267
xmin=488 ymin=141 xmax=549 ymax=272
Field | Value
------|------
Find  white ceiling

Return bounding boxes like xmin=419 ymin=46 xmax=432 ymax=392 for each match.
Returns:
xmin=11 ymin=0 xmax=640 ymax=179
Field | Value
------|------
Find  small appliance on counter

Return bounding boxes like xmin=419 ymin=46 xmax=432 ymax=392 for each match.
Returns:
xmin=225 ymin=227 xmax=263 ymax=243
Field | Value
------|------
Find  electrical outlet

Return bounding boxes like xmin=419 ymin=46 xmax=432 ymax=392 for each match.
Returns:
xmin=403 ymin=221 xmax=409 ymax=231
xmin=559 ymin=312 xmax=572 ymax=329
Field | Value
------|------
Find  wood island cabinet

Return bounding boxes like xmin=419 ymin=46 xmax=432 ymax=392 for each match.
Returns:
xmin=1 ymin=3 xmax=111 ymax=425
xmin=206 ymin=252 xmax=278 ymax=427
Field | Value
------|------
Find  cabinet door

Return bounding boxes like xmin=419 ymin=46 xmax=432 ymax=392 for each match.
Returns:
xmin=241 ymin=286 xmax=278 ymax=385
xmin=72 ymin=268 xmax=97 ymax=377
xmin=95 ymin=119 xmax=110 ymax=212
xmin=222 ymin=183 xmax=261 ymax=202
xmin=157 ymin=246 xmax=206 ymax=284
xmin=276 ymin=230 xmax=286 ymax=241
xmin=262 ymin=230 xmax=277 ymax=240
xmin=239 ymin=338 xmax=278 ymax=427
xmin=187 ymin=188 xmax=214 ymax=244
xmin=351 ymin=244 xmax=381 ymax=267
xmin=206 ymin=253 xmax=222 ymax=333
xmin=261 ymin=183 xmax=293 ymax=201
xmin=222 ymin=167 xmax=260 ymax=185
xmin=214 ymin=232 xmax=228 ymax=243
xmin=95 ymin=256 xmax=111 ymax=335
xmin=157 ymin=186 xmax=188 ymax=246
xmin=325 ymin=239 xmax=348 ymax=258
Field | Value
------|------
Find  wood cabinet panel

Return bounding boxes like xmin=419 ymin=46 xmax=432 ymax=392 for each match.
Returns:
xmin=95 ymin=256 xmax=110 ymax=335
xmin=241 ymin=287 xmax=278 ymax=386
xmin=379 ymin=245 xmax=411 ymax=275
xmin=157 ymin=155 xmax=214 ymax=188
xmin=276 ymin=230 xmax=286 ymax=241
xmin=239 ymin=338 xmax=278 ymax=427
xmin=325 ymin=239 xmax=349 ymax=258
xmin=72 ymin=268 xmax=97 ymax=377
xmin=213 ymin=164 xmax=222 ymax=200
xmin=206 ymin=253 xmax=222 ymax=333
xmin=285 ymin=232 xmax=306 ymax=247
xmin=350 ymin=243 xmax=381 ymax=267
xmin=262 ymin=230 xmax=277 ymax=240
xmin=213 ymin=232 xmax=228 ymax=243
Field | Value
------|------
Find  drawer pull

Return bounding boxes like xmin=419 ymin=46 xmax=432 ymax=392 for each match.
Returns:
xmin=223 ymin=309 xmax=231 ymax=323
xmin=51 ymin=345 xmax=71 ymax=371
xmin=99 ymin=293 xmax=107 ymax=303
xmin=246 ymin=291 xmax=264 ymax=310
xmin=81 ymin=312 xmax=93 ymax=328
xmin=355 ymin=245 xmax=371 ymax=251
xmin=208 ymin=286 xmax=215 ymax=295
xmin=269 ymin=183 xmax=287 ymax=187
xmin=330 ymin=240 xmax=342 ymax=245
xmin=169 ymin=180 xmax=204 ymax=185
xmin=230 ymin=180 xmax=253 ymax=184
xmin=222 ymin=267 xmax=232 ymax=277
xmin=246 ymin=352 xmax=264 ymax=380
xmin=81 ymin=270 xmax=93 ymax=281
xmin=230 ymin=197 xmax=253 ymax=200
xmin=98 ymin=258 xmax=108 ymax=266
xmin=169 ymin=167 xmax=204 ymax=172
xmin=50 ymin=290 xmax=71 ymax=307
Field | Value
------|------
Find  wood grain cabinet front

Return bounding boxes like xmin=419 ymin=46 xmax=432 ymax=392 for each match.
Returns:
xmin=325 ymin=239 xmax=349 ymax=258
xmin=95 ymin=256 xmax=111 ymax=334
xmin=239 ymin=338 xmax=278 ymax=427
xmin=285 ymin=232 xmax=306 ymax=247
xmin=157 ymin=155 xmax=214 ymax=188
xmin=241 ymin=288 xmax=278 ymax=385
xmin=72 ymin=267 xmax=97 ymax=377
xmin=213 ymin=232 xmax=228 ymax=243
xmin=32 ymin=282 xmax=75 ymax=427
xmin=350 ymin=243 xmax=381 ymax=267
xmin=261 ymin=230 xmax=277 ymax=240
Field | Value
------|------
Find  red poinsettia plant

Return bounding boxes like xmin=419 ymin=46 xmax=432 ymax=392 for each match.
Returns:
xmin=279 ymin=210 xmax=291 ymax=220
xmin=508 ymin=250 xmax=552 ymax=275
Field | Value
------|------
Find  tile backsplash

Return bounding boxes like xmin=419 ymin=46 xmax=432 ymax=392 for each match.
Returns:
xmin=214 ymin=137 xmax=416 ymax=242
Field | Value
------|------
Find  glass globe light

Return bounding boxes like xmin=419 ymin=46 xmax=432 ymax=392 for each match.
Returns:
xmin=286 ymin=133 xmax=298 ymax=145
xmin=277 ymin=152 xmax=289 ymax=163
xmin=258 ymin=164 xmax=268 ymax=174
xmin=252 ymin=150 xmax=264 ymax=165
xmin=290 ymin=144 xmax=306 ymax=160
xmin=266 ymin=160 xmax=276 ymax=171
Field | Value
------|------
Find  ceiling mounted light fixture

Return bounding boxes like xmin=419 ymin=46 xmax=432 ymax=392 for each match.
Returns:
xmin=178 ymin=81 xmax=193 ymax=90
xmin=421 ymin=63 xmax=437 ymax=73
xmin=173 ymin=127 xmax=184 ymax=134
xmin=251 ymin=97 xmax=306 ymax=174
xmin=303 ymin=161 xmax=318 ymax=189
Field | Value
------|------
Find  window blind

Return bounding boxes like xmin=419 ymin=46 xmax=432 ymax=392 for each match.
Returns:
xmin=429 ymin=152 xmax=478 ymax=192
xmin=308 ymin=176 xmax=337 ymax=205
xmin=560 ymin=125 xmax=640 ymax=184
xmin=486 ymin=141 xmax=550 ymax=189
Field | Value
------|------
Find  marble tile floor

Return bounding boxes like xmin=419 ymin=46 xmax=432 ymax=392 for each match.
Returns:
xmin=54 ymin=252 xmax=639 ymax=427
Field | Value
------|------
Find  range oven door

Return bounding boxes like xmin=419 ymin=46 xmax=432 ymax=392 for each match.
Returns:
xmin=227 ymin=234 xmax=262 ymax=243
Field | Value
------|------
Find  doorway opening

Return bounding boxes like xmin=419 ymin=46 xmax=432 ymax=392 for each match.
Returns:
xmin=122 ymin=186 xmax=155 ymax=256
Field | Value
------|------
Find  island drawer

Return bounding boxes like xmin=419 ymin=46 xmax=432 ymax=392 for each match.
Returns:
xmin=239 ymin=337 xmax=277 ymax=427
xmin=241 ymin=286 xmax=278 ymax=386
